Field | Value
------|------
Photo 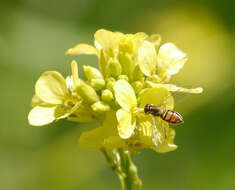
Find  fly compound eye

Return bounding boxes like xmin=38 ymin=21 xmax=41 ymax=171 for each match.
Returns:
xmin=144 ymin=104 xmax=152 ymax=114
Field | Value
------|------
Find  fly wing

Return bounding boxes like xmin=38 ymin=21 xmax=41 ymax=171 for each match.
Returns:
xmin=160 ymin=90 xmax=190 ymax=109
xmin=146 ymin=82 xmax=202 ymax=106
xmin=151 ymin=117 xmax=167 ymax=147
xmin=171 ymin=91 xmax=189 ymax=104
xmin=159 ymin=93 xmax=174 ymax=110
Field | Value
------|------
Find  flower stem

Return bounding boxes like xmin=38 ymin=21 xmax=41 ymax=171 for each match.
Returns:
xmin=101 ymin=148 xmax=142 ymax=190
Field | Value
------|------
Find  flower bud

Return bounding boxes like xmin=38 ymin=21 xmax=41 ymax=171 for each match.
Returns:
xmin=90 ymin=78 xmax=105 ymax=90
xmin=118 ymin=75 xmax=129 ymax=81
xmin=83 ymin=65 xmax=104 ymax=81
xmin=131 ymin=81 xmax=143 ymax=94
xmin=101 ymin=89 xmax=114 ymax=102
xmin=91 ymin=101 xmax=110 ymax=114
xmin=106 ymin=58 xmax=122 ymax=78
xmin=132 ymin=65 xmax=144 ymax=82
xmin=118 ymin=52 xmax=134 ymax=77
xmin=76 ymin=81 xmax=99 ymax=104
xmin=106 ymin=77 xmax=116 ymax=92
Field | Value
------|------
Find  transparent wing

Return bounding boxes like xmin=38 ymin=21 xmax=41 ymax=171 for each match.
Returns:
xmin=160 ymin=90 xmax=189 ymax=109
xmin=151 ymin=117 xmax=167 ymax=147
xmin=171 ymin=91 xmax=190 ymax=104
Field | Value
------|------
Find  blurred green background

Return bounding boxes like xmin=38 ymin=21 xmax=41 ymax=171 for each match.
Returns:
xmin=1 ymin=0 xmax=235 ymax=189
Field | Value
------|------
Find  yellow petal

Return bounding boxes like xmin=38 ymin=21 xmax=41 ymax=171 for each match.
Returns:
xmin=71 ymin=60 xmax=80 ymax=88
xmin=140 ymin=86 xmax=174 ymax=110
xmin=31 ymin=94 xmax=51 ymax=107
xmin=79 ymin=125 xmax=109 ymax=149
xmin=79 ymin=111 xmax=125 ymax=149
xmin=116 ymin=109 xmax=136 ymax=139
xmin=146 ymin=83 xmax=203 ymax=94
xmin=152 ymin=118 xmax=177 ymax=153
xmin=65 ymin=76 xmax=75 ymax=92
xmin=158 ymin=43 xmax=187 ymax=78
xmin=35 ymin=71 xmax=68 ymax=105
xmin=114 ymin=79 xmax=137 ymax=111
xmin=94 ymin=29 xmax=123 ymax=49
xmin=137 ymin=114 xmax=177 ymax=153
xmin=66 ymin=44 xmax=98 ymax=55
xmin=104 ymin=136 xmax=126 ymax=150
xmin=94 ymin=29 xmax=123 ymax=57
xmin=28 ymin=106 xmax=56 ymax=126
xmin=119 ymin=33 xmax=146 ymax=56
xmin=138 ymin=41 xmax=157 ymax=76
xmin=147 ymin=34 xmax=161 ymax=49
xmin=134 ymin=32 xmax=148 ymax=40
xmin=137 ymin=113 xmax=154 ymax=146
xmin=79 ymin=127 xmax=126 ymax=150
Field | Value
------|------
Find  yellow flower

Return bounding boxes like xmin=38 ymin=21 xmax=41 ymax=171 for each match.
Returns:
xmin=113 ymin=79 xmax=177 ymax=153
xmin=28 ymin=71 xmax=82 ymax=126
xmin=65 ymin=29 xmax=160 ymax=81
xmin=29 ymin=29 xmax=203 ymax=154
xmin=157 ymin=43 xmax=188 ymax=82
xmin=78 ymin=110 xmax=126 ymax=150
xmin=136 ymin=86 xmax=177 ymax=153
xmin=114 ymin=79 xmax=137 ymax=139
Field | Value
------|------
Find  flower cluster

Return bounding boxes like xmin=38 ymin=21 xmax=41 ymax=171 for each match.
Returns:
xmin=28 ymin=29 xmax=202 ymax=153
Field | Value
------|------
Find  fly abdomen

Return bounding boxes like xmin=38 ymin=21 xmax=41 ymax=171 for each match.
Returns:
xmin=161 ymin=110 xmax=183 ymax=124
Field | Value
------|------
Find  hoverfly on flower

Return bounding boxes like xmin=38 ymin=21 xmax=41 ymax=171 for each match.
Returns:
xmin=144 ymin=103 xmax=183 ymax=124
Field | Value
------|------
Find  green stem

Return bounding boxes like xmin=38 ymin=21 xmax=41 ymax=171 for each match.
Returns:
xmin=125 ymin=151 xmax=142 ymax=190
xmin=119 ymin=149 xmax=132 ymax=190
xmin=101 ymin=148 xmax=142 ymax=190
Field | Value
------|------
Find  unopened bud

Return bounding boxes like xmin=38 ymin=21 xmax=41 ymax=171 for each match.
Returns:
xmin=91 ymin=101 xmax=110 ymax=113
xmin=101 ymin=89 xmax=114 ymax=102
xmin=76 ymin=81 xmax=99 ymax=104
xmin=132 ymin=65 xmax=144 ymax=82
xmin=83 ymin=65 xmax=103 ymax=81
xmin=118 ymin=75 xmax=129 ymax=81
xmin=106 ymin=77 xmax=116 ymax=92
xmin=118 ymin=52 xmax=134 ymax=77
xmin=90 ymin=78 xmax=105 ymax=90
xmin=106 ymin=58 xmax=122 ymax=78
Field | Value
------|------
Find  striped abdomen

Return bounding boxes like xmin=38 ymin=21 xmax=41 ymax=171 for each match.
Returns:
xmin=144 ymin=104 xmax=184 ymax=124
xmin=161 ymin=110 xmax=184 ymax=124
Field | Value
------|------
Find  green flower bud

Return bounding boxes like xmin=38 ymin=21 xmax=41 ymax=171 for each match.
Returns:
xmin=76 ymin=81 xmax=100 ymax=104
xmin=90 ymin=78 xmax=105 ymax=90
xmin=91 ymin=101 xmax=110 ymax=113
xmin=106 ymin=58 xmax=122 ymax=78
xmin=98 ymin=49 xmax=106 ymax=77
xmin=131 ymin=81 xmax=143 ymax=94
xmin=106 ymin=77 xmax=116 ymax=92
xmin=132 ymin=64 xmax=144 ymax=82
xmin=83 ymin=65 xmax=103 ymax=81
xmin=118 ymin=52 xmax=134 ymax=78
xmin=118 ymin=75 xmax=129 ymax=81
xmin=101 ymin=89 xmax=114 ymax=103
